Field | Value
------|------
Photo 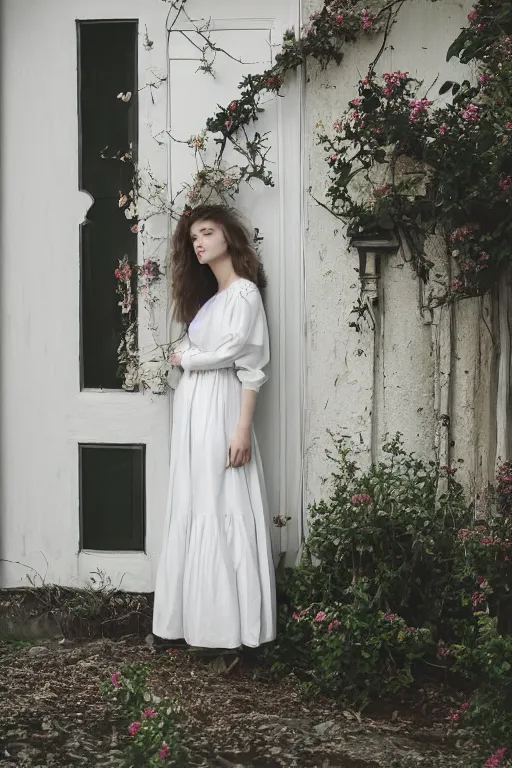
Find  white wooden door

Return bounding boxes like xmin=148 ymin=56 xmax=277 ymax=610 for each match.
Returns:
xmin=168 ymin=0 xmax=303 ymax=561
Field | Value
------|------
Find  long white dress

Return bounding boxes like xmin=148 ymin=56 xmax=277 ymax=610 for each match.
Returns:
xmin=152 ymin=278 xmax=276 ymax=649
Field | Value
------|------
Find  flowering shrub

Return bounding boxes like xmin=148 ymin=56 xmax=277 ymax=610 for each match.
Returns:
xmin=268 ymin=435 xmax=512 ymax=763
xmin=100 ymin=662 xmax=187 ymax=766
xmin=271 ymin=580 xmax=434 ymax=704
xmin=319 ymin=0 xmax=512 ymax=303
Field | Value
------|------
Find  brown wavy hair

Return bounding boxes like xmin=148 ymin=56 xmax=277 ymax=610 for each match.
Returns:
xmin=170 ymin=204 xmax=267 ymax=324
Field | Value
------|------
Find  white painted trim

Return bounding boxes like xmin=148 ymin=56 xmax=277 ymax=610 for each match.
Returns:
xmin=275 ymin=9 xmax=305 ymax=563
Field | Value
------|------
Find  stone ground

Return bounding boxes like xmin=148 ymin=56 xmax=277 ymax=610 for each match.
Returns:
xmin=0 ymin=636 xmax=478 ymax=768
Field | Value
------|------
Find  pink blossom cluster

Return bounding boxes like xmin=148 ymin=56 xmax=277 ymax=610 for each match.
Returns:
xmin=315 ymin=611 xmax=327 ymax=623
xmin=362 ymin=10 xmax=373 ymax=30
xmin=333 ymin=119 xmax=344 ymax=133
xmin=292 ymin=608 xmax=310 ymax=621
xmin=142 ymin=707 xmax=158 ymax=720
xmin=409 ymin=99 xmax=432 ymax=124
xmin=160 ymin=744 xmax=172 ymax=760
xmin=499 ymin=176 xmax=512 ymax=191
xmin=449 ymin=225 xmax=474 ymax=243
xmin=484 ymin=748 xmax=507 ymax=767
xmin=384 ymin=613 xmax=399 ymax=623
xmin=114 ymin=264 xmax=132 ymax=282
xmin=448 ymin=701 xmax=470 ymax=723
xmin=451 ymin=278 xmax=463 ymax=291
xmin=328 ymin=619 xmax=341 ymax=632
xmin=461 ymin=104 xmax=480 ymax=122
xmin=471 ymin=590 xmax=487 ymax=607
xmin=467 ymin=8 xmax=479 ymax=23
xmin=439 ymin=123 xmax=448 ymax=136
xmin=111 ymin=672 xmax=121 ymax=689
xmin=128 ymin=721 xmax=142 ymax=736
xmin=383 ymin=71 xmax=408 ymax=97
xmin=351 ymin=494 xmax=372 ymax=505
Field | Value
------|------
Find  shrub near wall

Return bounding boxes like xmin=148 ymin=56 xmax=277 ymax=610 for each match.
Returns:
xmin=267 ymin=437 xmax=512 ymax=761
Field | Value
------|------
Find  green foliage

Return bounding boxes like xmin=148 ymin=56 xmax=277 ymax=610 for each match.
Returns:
xmin=100 ymin=661 xmax=187 ymax=766
xmin=268 ymin=436 xmax=512 ymax=759
xmin=319 ymin=0 xmax=512 ymax=303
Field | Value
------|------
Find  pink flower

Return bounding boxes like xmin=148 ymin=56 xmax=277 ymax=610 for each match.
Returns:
xmin=328 ymin=155 xmax=338 ymax=166
xmin=111 ymin=672 xmax=120 ymax=689
xmin=142 ymin=707 xmax=158 ymax=719
xmin=460 ymin=701 xmax=471 ymax=711
xmin=328 ymin=620 xmax=341 ymax=632
xmin=448 ymin=711 xmax=460 ymax=722
xmin=336 ymin=14 xmax=344 ymax=24
xmin=479 ymin=252 xmax=490 ymax=261
xmin=225 ymin=120 xmax=233 ymax=130
xmin=315 ymin=611 xmax=326 ymax=623
xmin=451 ymin=278 xmax=463 ymax=291
xmin=292 ymin=612 xmax=301 ymax=621
xmin=479 ymin=73 xmax=491 ymax=85
xmin=506 ymin=122 xmax=512 ymax=130
xmin=450 ymin=225 xmax=473 ymax=243
xmin=383 ymin=71 xmax=409 ymax=95
xmin=128 ymin=722 xmax=142 ymax=736
xmin=384 ymin=613 xmax=398 ymax=622
xmin=333 ymin=120 xmax=344 ymax=132
xmin=119 ymin=194 xmax=128 ymax=208
xmin=438 ymin=645 xmax=451 ymax=659
xmin=468 ymin=9 xmax=478 ymax=22
xmin=476 ymin=23 xmax=487 ymax=31
xmin=440 ymin=123 xmax=448 ymax=136
xmin=477 ymin=576 xmax=488 ymax=586
xmin=481 ymin=536 xmax=493 ymax=546
xmin=130 ymin=224 xmax=139 ymax=234
xmin=409 ymin=99 xmax=432 ymax=123
xmin=230 ymin=101 xmax=237 ymax=112
xmin=461 ymin=104 xmax=480 ymax=122
xmin=484 ymin=748 xmax=507 ymax=768
xmin=499 ymin=176 xmax=512 ymax=191
xmin=362 ymin=10 xmax=373 ymax=30
xmin=352 ymin=98 xmax=362 ymax=107
xmin=160 ymin=744 xmax=172 ymax=760
xmin=472 ymin=591 xmax=486 ymax=607
xmin=458 ymin=529 xmax=470 ymax=539
xmin=299 ymin=608 xmax=310 ymax=618
xmin=351 ymin=494 xmax=373 ymax=505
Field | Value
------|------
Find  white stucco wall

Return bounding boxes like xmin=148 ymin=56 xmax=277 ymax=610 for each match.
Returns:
xmin=302 ymin=0 xmax=479 ymax=506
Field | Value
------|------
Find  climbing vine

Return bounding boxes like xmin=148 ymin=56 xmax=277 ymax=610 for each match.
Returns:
xmin=112 ymin=0 xmax=398 ymax=391
xmin=318 ymin=0 xmax=512 ymax=305
xmin=112 ymin=0 xmax=506 ymax=391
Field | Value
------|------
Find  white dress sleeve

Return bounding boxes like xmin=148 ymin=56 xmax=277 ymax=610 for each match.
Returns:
xmin=181 ymin=287 xmax=269 ymax=392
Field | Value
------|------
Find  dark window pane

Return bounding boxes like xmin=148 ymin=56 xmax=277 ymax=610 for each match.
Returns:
xmin=77 ymin=21 xmax=138 ymax=389
xmin=80 ymin=444 xmax=146 ymax=551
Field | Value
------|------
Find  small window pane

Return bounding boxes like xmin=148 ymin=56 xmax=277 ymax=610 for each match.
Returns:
xmin=80 ymin=444 xmax=145 ymax=551
xmin=77 ymin=20 xmax=138 ymax=389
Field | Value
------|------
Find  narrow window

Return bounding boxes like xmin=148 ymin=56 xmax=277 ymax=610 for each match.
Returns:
xmin=79 ymin=444 xmax=146 ymax=551
xmin=77 ymin=21 xmax=138 ymax=389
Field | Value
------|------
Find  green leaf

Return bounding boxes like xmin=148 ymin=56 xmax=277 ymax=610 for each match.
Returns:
xmin=439 ymin=80 xmax=454 ymax=95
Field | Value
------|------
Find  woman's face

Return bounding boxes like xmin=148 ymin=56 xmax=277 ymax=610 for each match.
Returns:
xmin=190 ymin=219 xmax=229 ymax=266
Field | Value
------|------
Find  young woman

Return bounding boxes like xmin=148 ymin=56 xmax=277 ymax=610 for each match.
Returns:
xmin=152 ymin=204 xmax=276 ymax=650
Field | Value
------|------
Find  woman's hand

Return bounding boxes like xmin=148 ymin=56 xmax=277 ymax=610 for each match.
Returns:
xmin=169 ymin=351 xmax=183 ymax=367
xmin=227 ymin=426 xmax=252 ymax=468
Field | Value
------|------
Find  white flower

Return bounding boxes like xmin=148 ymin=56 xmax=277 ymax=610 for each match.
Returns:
xmin=117 ymin=92 xmax=132 ymax=103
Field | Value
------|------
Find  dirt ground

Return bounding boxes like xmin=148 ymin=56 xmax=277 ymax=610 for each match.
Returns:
xmin=0 ymin=636 xmax=477 ymax=768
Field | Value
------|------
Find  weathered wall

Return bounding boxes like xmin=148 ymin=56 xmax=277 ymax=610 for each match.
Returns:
xmin=301 ymin=0 xmax=498 ymax=509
